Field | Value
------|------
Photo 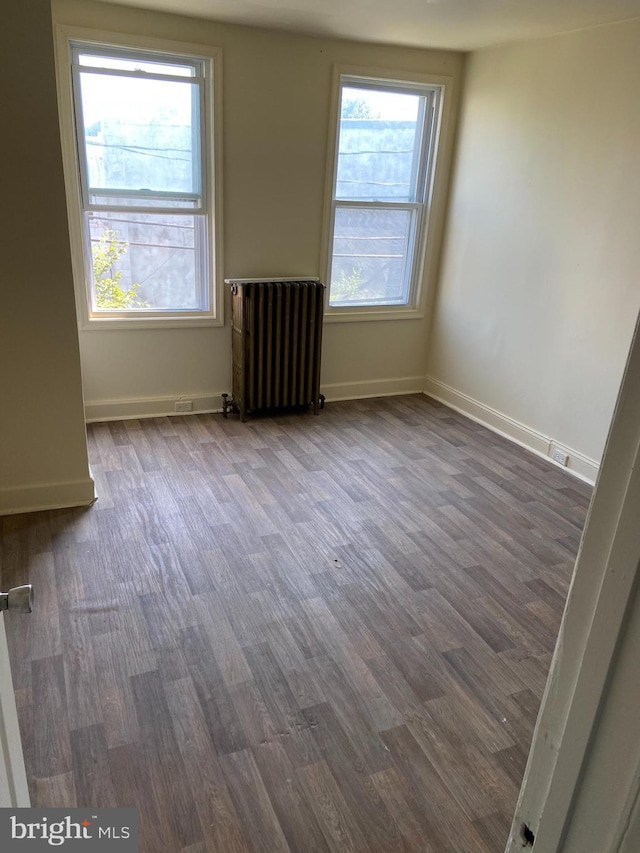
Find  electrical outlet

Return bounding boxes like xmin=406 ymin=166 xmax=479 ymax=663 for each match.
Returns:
xmin=175 ymin=400 xmax=193 ymax=413
xmin=551 ymin=448 xmax=569 ymax=466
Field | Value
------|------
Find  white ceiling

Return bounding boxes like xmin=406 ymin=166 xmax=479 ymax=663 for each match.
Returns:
xmin=100 ymin=0 xmax=640 ymax=51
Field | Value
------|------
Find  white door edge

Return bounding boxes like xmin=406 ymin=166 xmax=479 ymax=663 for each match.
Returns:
xmin=0 ymin=613 xmax=30 ymax=807
xmin=506 ymin=313 xmax=640 ymax=852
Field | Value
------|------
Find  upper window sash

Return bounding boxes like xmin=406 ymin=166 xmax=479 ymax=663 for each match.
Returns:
xmin=71 ymin=44 xmax=207 ymax=214
xmin=334 ymin=76 xmax=437 ymax=206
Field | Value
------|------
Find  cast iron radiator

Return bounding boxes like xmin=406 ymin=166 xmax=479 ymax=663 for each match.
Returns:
xmin=223 ymin=278 xmax=325 ymax=421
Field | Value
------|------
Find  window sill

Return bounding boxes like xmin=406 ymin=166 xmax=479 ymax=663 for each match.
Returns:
xmin=79 ymin=314 xmax=223 ymax=331
xmin=323 ymin=305 xmax=424 ymax=323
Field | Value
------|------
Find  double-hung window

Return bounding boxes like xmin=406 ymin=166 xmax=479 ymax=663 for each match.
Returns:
xmin=326 ymin=74 xmax=442 ymax=313
xmin=66 ymin=38 xmax=217 ymax=323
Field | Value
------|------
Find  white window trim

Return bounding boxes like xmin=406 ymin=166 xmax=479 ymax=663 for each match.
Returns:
xmin=54 ymin=26 xmax=224 ymax=330
xmin=321 ymin=65 xmax=452 ymax=323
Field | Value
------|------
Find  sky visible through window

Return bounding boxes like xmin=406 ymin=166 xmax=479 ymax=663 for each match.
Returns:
xmin=79 ymin=73 xmax=193 ymax=133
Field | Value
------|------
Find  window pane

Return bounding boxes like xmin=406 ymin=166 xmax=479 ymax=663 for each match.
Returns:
xmin=336 ymin=85 xmax=425 ymax=202
xmin=329 ymin=207 xmax=415 ymax=306
xmin=87 ymin=212 xmax=205 ymax=311
xmin=78 ymin=71 xmax=200 ymax=197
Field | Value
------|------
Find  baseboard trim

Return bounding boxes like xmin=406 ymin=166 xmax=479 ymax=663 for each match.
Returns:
xmin=0 ymin=477 xmax=96 ymax=517
xmin=423 ymin=376 xmax=599 ymax=484
xmin=85 ymin=394 xmax=224 ymax=423
xmin=85 ymin=380 xmax=426 ymax=421
xmin=322 ymin=376 xmax=426 ymax=403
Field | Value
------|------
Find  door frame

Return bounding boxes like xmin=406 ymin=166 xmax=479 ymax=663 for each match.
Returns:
xmin=506 ymin=313 xmax=640 ymax=852
xmin=0 ymin=613 xmax=30 ymax=807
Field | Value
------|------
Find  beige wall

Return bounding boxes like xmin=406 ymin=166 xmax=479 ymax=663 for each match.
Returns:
xmin=0 ymin=0 xmax=93 ymax=515
xmin=428 ymin=20 xmax=640 ymax=467
xmin=52 ymin=0 xmax=464 ymax=417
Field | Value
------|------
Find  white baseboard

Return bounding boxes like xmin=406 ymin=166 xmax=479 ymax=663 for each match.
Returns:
xmin=85 ymin=394 xmax=224 ymax=423
xmin=322 ymin=376 xmax=426 ymax=402
xmin=0 ymin=477 xmax=96 ymax=517
xmin=423 ymin=376 xmax=599 ymax=484
xmin=85 ymin=380 xmax=426 ymax=421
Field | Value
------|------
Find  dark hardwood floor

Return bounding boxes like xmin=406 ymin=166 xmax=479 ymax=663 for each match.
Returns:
xmin=0 ymin=394 xmax=592 ymax=852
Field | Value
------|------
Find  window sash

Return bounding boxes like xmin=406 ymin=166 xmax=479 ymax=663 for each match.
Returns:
xmin=335 ymin=77 xmax=435 ymax=205
xmin=82 ymin=211 xmax=210 ymax=318
xmin=328 ymin=201 xmax=422 ymax=307
xmin=71 ymin=52 xmax=207 ymax=214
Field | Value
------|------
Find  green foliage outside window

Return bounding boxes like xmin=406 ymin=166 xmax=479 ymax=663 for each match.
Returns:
xmin=341 ymin=98 xmax=381 ymax=120
xmin=331 ymin=267 xmax=365 ymax=301
xmin=92 ymin=229 xmax=147 ymax=309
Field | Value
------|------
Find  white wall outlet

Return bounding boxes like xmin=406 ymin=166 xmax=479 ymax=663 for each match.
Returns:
xmin=175 ymin=400 xmax=193 ymax=413
xmin=552 ymin=448 xmax=569 ymax=466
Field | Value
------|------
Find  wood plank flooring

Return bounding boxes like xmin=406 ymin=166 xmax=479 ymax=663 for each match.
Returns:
xmin=0 ymin=394 xmax=592 ymax=852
